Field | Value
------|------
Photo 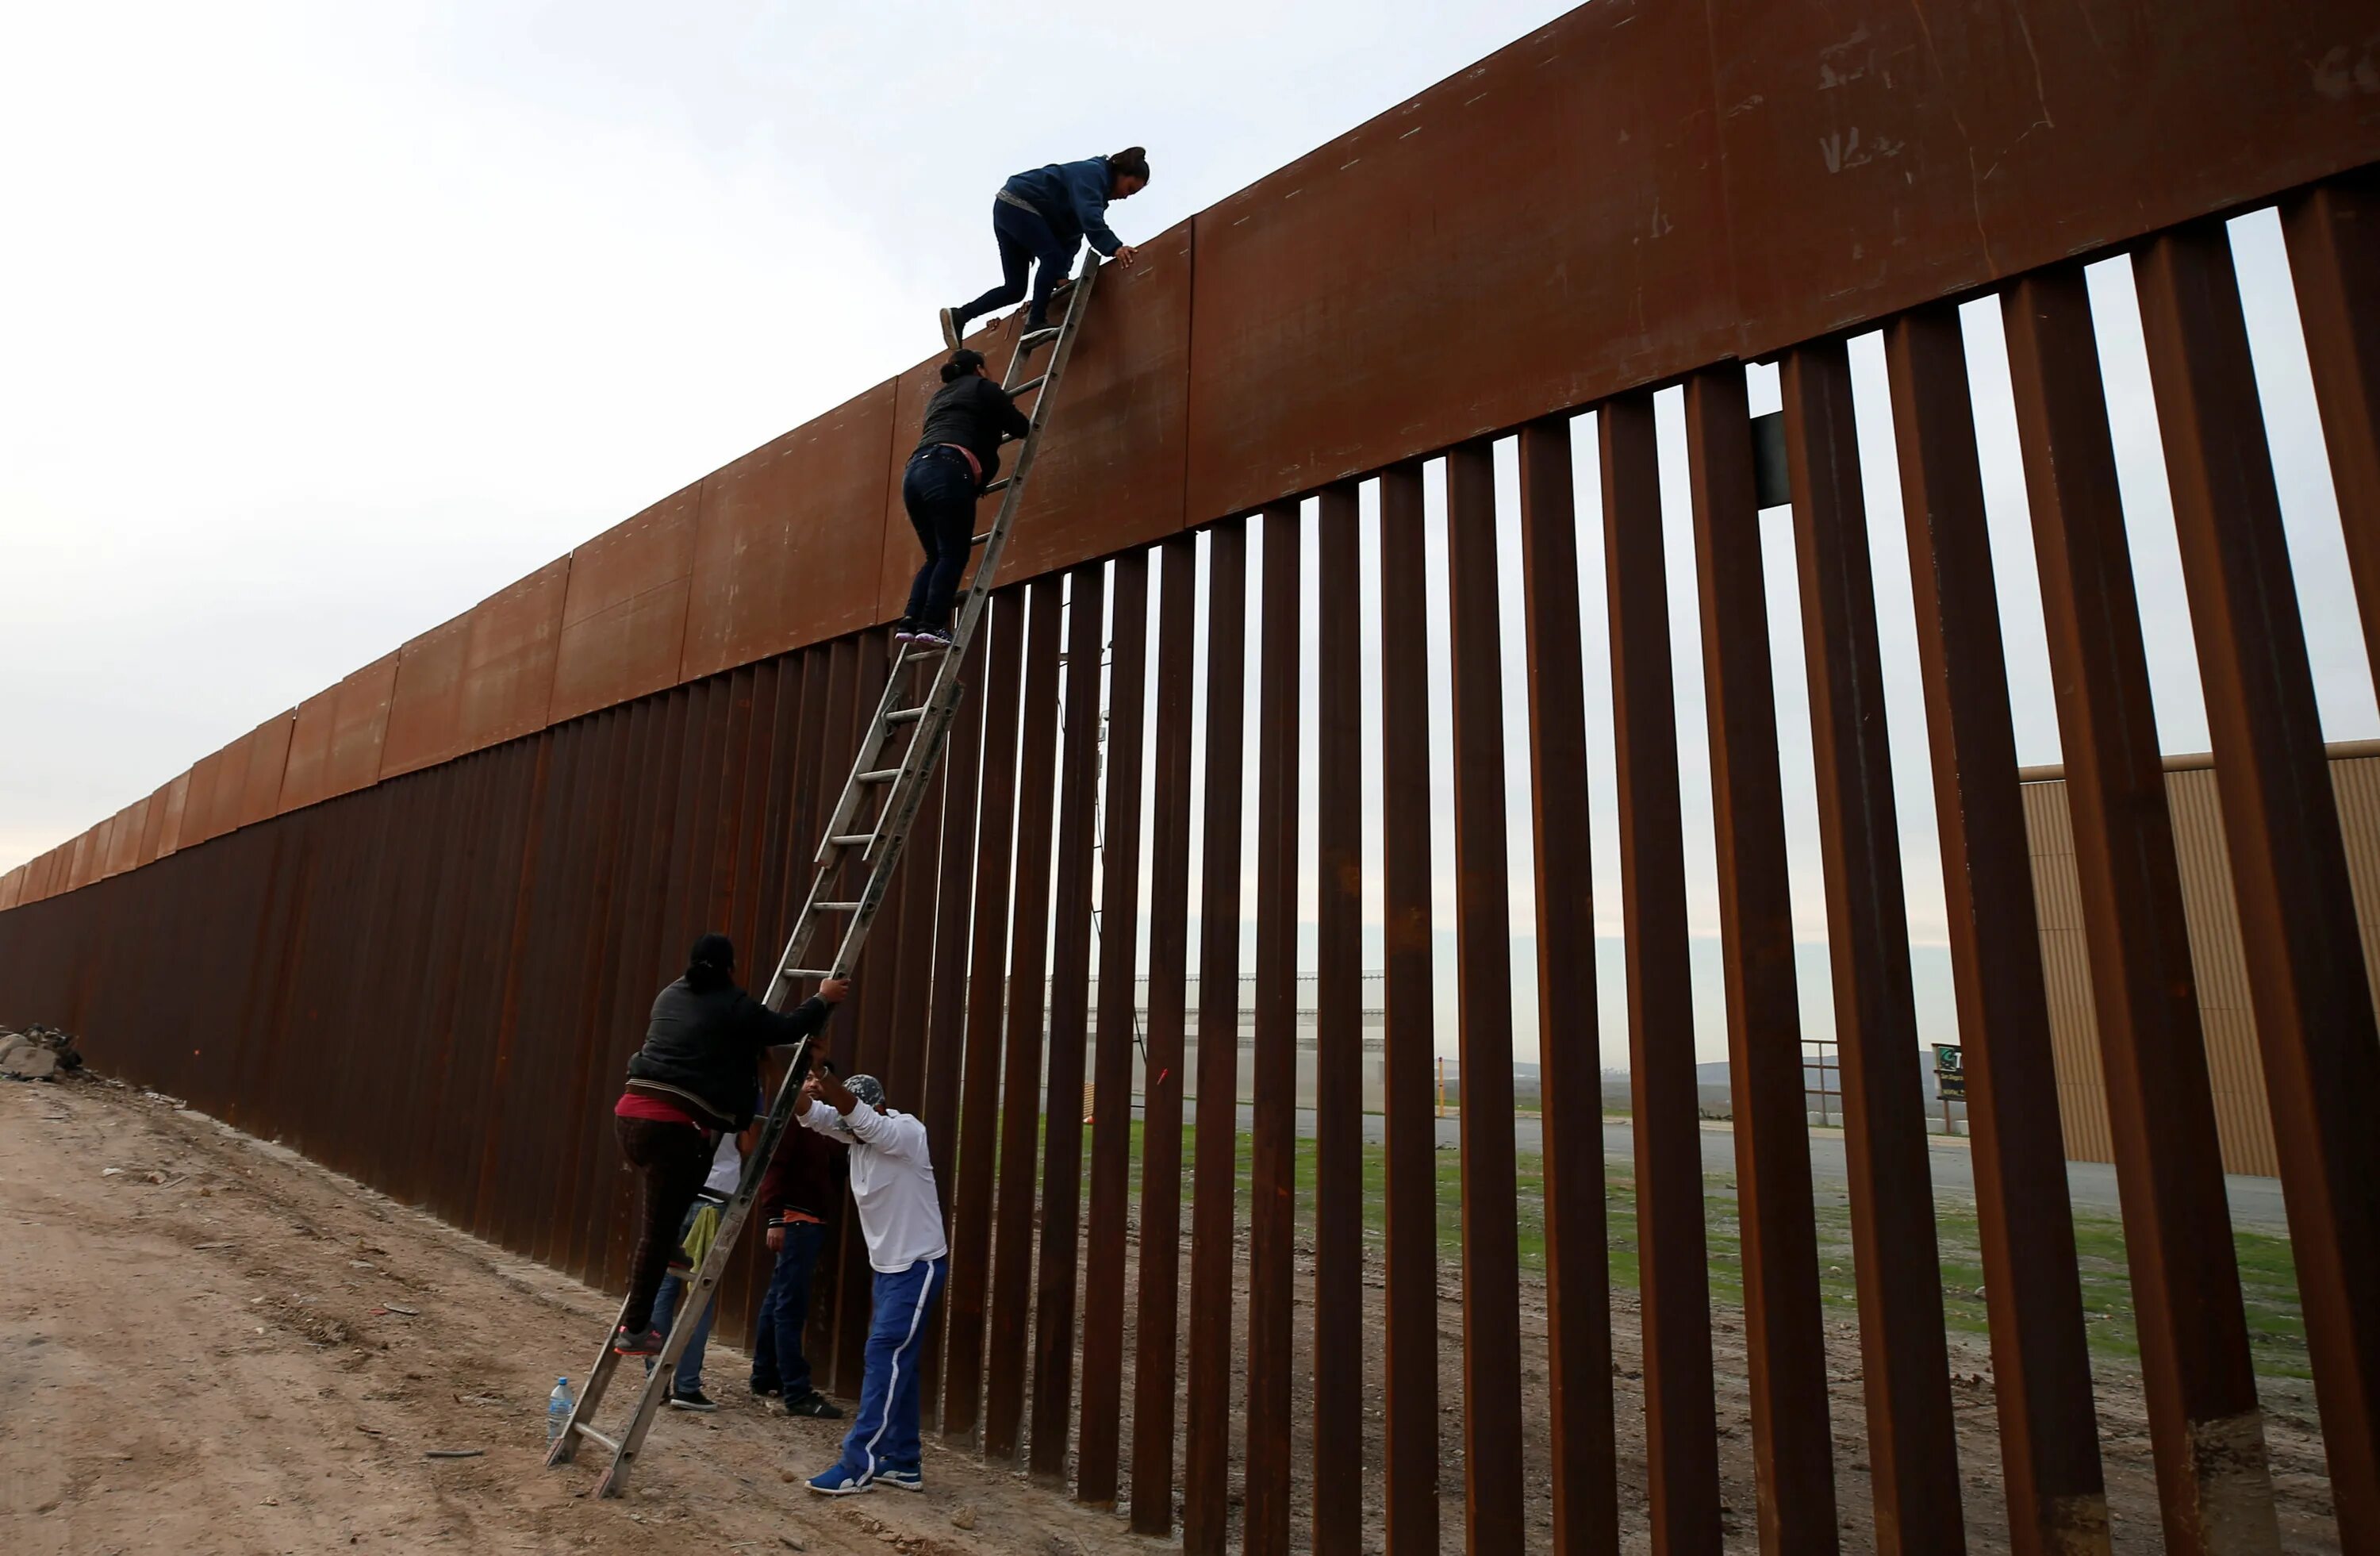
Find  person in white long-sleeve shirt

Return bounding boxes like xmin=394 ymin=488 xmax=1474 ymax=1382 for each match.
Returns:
xmin=795 ymin=1050 xmax=947 ymax=1496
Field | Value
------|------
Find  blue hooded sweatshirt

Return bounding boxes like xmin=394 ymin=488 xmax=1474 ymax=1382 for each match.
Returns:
xmin=1001 ymin=156 xmax=1123 ymax=258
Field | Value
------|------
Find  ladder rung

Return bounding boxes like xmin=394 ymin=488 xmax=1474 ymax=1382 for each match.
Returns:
xmin=972 ymin=531 xmax=994 ymax=546
xmin=887 ymin=707 xmax=926 ymax=724
xmin=572 ymin=1423 xmax=619 ymax=1453
xmin=1020 ymin=327 xmax=1061 ymax=348
xmin=981 ymin=477 xmax=1012 ymax=494
xmin=827 ymin=833 xmax=874 ymax=848
xmin=776 ymin=967 xmax=835 ymax=981
xmin=1010 ymin=374 xmax=1049 ymax=397
xmin=858 ymin=768 xmax=900 ymax=783
xmin=816 ymin=901 xmax=862 ymax=912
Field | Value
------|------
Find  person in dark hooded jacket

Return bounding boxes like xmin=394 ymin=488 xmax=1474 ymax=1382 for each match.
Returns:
xmin=608 ymin=932 xmax=847 ymax=1354
xmin=892 ymin=347 xmax=1031 ymax=651
xmin=939 ymin=148 xmax=1149 ymax=346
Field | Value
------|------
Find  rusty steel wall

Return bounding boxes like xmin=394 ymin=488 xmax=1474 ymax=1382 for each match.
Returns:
xmin=12 ymin=0 xmax=2378 ymax=905
xmin=6 ymin=3 xmax=2380 ymax=1550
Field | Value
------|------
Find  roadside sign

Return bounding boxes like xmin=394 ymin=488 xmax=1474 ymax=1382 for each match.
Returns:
xmin=1933 ymin=1043 xmax=1965 ymax=1101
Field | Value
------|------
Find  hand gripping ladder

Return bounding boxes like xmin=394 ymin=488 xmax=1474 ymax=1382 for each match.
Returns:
xmin=547 ymin=259 xmax=1102 ymax=1499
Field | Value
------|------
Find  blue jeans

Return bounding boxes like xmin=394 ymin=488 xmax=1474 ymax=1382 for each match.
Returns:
xmin=833 ymin=1256 xmax=948 ymax=1479
xmin=749 ymin=1220 xmax=828 ymax=1398
xmin=900 ymin=448 xmax=979 ymax=630
xmin=644 ymin=1201 xmax=717 ymax=1395
xmin=955 ymin=198 xmax=1073 ymax=329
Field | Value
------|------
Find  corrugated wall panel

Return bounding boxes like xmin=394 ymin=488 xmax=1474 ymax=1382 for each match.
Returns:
xmin=278 ymin=685 xmax=340 ymax=814
xmin=549 ymin=483 xmax=700 ymax=724
xmin=378 ymin=611 xmax=472 ymax=779
xmin=154 ymin=770 xmax=190 ymax=862
xmin=457 ymin=558 xmax=570 ymax=751
xmin=238 ymin=710 xmax=297 ymax=828
xmin=2022 ymin=757 xmax=2380 ymax=1179
xmin=678 ymin=383 xmax=895 ymax=682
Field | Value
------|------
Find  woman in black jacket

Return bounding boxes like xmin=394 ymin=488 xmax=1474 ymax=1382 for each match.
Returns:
xmin=608 ymin=932 xmax=848 ymax=1354
xmin=893 ymin=349 xmax=1032 ymax=652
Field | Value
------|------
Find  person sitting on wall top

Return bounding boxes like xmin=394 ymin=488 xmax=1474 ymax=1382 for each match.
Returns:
xmin=939 ymin=147 xmax=1150 ymax=348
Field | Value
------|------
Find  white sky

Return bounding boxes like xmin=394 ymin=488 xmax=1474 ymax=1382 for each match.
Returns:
xmin=5 ymin=3 xmax=2370 ymax=1066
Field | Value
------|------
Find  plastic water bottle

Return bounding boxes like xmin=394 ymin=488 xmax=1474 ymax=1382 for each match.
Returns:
xmin=547 ymin=1377 xmax=574 ymax=1443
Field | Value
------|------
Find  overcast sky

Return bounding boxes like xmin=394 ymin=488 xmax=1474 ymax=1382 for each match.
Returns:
xmin=5 ymin=3 xmax=2369 ymax=1065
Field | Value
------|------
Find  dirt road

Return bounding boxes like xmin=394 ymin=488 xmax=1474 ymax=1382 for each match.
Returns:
xmin=0 ymin=1073 xmax=1138 ymax=1556
xmin=1 ymin=1070 xmax=2343 ymax=1552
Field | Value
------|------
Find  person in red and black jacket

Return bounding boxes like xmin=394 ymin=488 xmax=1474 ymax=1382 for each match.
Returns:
xmin=747 ymin=1101 xmax=845 ymax=1418
xmin=609 ymin=932 xmax=847 ymax=1355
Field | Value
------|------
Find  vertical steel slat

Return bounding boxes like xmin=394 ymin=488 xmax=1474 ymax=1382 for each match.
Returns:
xmin=1183 ymin=515 xmax=1250 ymax=1556
xmin=1599 ymin=394 xmax=1726 ymax=1554
xmin=1309 ymin=483 xmax=1365 ymax=1555
xmin=1883 ymin=305 xmax=2111 ymax=1556
xmin=1628 ymin=380 xmax=1828 ymax=1556
xmin=571 ymin=699 xmax=666 ymax=1282
xmin=723 ymin=661 xmax=775 ymax=961
xmin=2003 ymin=253 xmax=2287 ymax=1556
xmin=835 ymin=633 xmax=896 ymax=1394
xmin=944 ymin=591 xmax=1026 ymax=1442
xmin=2136 ymin=222 xmax=2380 ymax=1547
xmin=551 ymin=710 xmax=637 ymax=1274
xmin=802 ymin=647 xmax=862 ymax=1379
xmin=1130 ymin=534 xmax=1199 ymax=1538
xmin=1780 ymin=342 xmax=1961 ymax=1551
xmin=986 ymin=576 xmax=1065 ymax=1461
xmin=1779 ymin=339 xmax=1967 ymax=1554
xmin=881 ymin=694 xmax=943 ymax=1101
xmin=1514 ymin=417 xmax=1619 ymax=1555
xmin=478 ymin=731 xmax=563 ymax=1247
xmin=780 ymin=651 xmax=839 ymax=959
xmin=1079 ymin=547 xmax=1151 ymax=1508
xmin=752 ymin=655 xmax=811 ymax=963
xmin=917 ymin=625 xmax=988 ymax=1429
xmin=1444 ymin=440 xmax=1526 ymax=1553
xmin=1031 ymin=560 xmax=1108 ymax=1485
xmin=849 ymin=641 xmax=904 ymax=1101
xmin=510 ymin=725 xmax=593 ymax=1263
xmin=708 ymin=665 xmax=757 ymax=933
xmin=1376 ymin=463 xmax=1440 ymax=1555
xmin=2282 ymin=170 xmax=2380 ymax=684
xmin=1244 ymin=500 xmax=1303 ymax=1556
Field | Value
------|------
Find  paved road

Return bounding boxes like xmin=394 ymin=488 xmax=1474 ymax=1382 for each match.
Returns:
xmin=1215 ymin=1105 xmax=2290 ymax=1231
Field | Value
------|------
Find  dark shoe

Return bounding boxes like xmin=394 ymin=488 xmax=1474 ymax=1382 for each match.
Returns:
xmin=612 ymin=1325 xmax=665 ymax=1356
xmin=905 ymin=627 xmax=954 ymax=655
xmin=749 ymin=1378 xmax=783 ymax=1399
xmin=666 ymin=1387 xmax=718 ymax=1412
xmin=939 ymin=307 xmax=962 ymax=352
xmin=782 ymin=1389 xmax=844 ymax=1420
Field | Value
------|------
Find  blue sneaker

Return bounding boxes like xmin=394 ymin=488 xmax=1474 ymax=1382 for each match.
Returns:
xmin=875 ymin=1466 xmax=923 ymax=1493
xmin=805 ymin=1465 xmax=873 ymax=1496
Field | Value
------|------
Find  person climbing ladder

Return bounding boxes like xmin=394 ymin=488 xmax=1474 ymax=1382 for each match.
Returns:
xmin=892 ymin=348 xmax=1031 ymax=652
xmin=939 ymin=148 xmax=1150 ymax=348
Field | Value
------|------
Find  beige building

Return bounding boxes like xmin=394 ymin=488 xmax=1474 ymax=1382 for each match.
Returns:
xmin=2021 ymin=740 xmax=2380 ymax=1179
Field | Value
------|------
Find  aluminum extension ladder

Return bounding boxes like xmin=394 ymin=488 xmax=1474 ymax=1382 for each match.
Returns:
xmin=547 ymin=259 xmax=1101 ymax=1499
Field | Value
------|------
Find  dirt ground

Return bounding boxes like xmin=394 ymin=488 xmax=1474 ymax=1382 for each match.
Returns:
xmin=1 ymin=1071 xmax=2342 ymax=1554
xmin=0 ymin=1073 xmax=1146 ymax=1556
